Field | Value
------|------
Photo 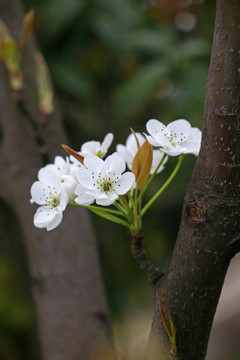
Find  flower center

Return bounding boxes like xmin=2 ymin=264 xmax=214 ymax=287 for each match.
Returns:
xmin=164 ymin=131 xmax=177 ymax=146
xmin=95 ymin=150 xmax=105 ymax=158
xmin=98 ymin=178 xmax=115 ymax=193
xmin=96 ymin=174 xmax=116 ymax=193
xmin=47 ymin=194 xmax=61 ymax=208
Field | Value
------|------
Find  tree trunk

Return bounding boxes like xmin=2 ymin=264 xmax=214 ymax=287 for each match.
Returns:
xmin=146 ymin=1 xmax=240 ymax=359
xmin=0 ymin=1 xmax=116 ymax=359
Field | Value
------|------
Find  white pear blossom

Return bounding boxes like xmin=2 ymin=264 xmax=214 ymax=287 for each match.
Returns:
xmin=116 ymin=132 xmax=168 ymax=174
xmin=145 ymin=119 xmax=201 ymax=156
xmin=44 ymin=155 xmax=71 ymax=176
xmin=43 ymin=156 xmax=78 ymax=202
xmin=74 ymin=152 xmax=135 ymax=206
xmin=71 ymin=133 xmax=114 ymax=161
xmin=30 ymin=168 xmax=68 ymax=231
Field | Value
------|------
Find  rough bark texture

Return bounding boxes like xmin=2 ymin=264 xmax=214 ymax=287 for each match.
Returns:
xmin=0 ymin=1 xmax=116 ymax=359
xmin=146 ymin=1 xmax=240 ymax=359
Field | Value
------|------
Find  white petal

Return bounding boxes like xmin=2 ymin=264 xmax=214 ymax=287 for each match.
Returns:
xmin=146 ymin=119 xmax=165 ymax=137
xmin=45 ymin=212 xmax=63 ymax=231
xmin=162 ymin=147 xmax=184 ymax=156
xmin=151 ymin=150 xmax=168 ymax=174
xmin=54 ymin=156 xmax=71 ymax=175
xmin=96 ymin=193 xmax=118 ymax=206
xmin=81 ymin=141 xmax=100 ymax=156
xmin=30 ymin=181 xmax=51 ymax=205
xmin=144 ymin=134 xmax=163 ymax=147
xmin=83 ymin=155 xmax=105 ymax=172
xmin=76 ymin=171 xmax=96 ymax=190
xmin=115 ymin=172 xmax=135 ymax=195
xmin=60 ymin=175 xmax=77 ymax=202
xmin=105 ymin=152 xmax=126 ymax=174
xmin=180 ymin=139 xmax=201 ymax=156
xmin=116 ymin=144 xmax=133 ymax=169
xmin=34 ymin=206 xmax=63 ymax=231
xmin=38 ymin=168 xmax=62 ymax=189
xmin=102 ymin=133 xmax=114 ymax=152
xmin=167 ymin=119 xmax=191 ymax=141
xmin=126 ymin=133 xmax=145 ymax=154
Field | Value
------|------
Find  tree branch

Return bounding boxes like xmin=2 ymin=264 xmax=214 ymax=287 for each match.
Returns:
xmin=131 ymin=233 xmax=164 ymax=285
xmin=146 ymin=1 xmax=240 ymax=359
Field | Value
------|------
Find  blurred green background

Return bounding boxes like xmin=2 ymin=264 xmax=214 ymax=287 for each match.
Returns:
xmin=1 ymin=0 xmax=227 ymax=359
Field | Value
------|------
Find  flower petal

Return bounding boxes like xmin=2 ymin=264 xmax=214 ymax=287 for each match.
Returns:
xmin=116 ymin=144 xmax=133 ymax=168
xmin=146 ymin=119 xmax=165 ymax=137
xmin=38 ymin=168 xmax=62 ymax=189
xmin=30 ymin=181 xmax=51 ymax=205
xmin=167 ymin=119 xmax=191 ymax=141
xmin=96 ymin=193 xmax=118 ymax=206
xmin=81 ymin=141 xmax=100 ymax=156
xmin=76 ymin=171 xmax=96 ymax=190
xmin=34 ymin=206 xmax=63 ymax=231
xmin=115 ymin=172 xmax=135 ymax=195
xmin=126 ymin=133 xmax=145 ymax=154
xmin=74 ymin=183 xmax=95 ymax=205
xmin=102 ymin=133 xmax=114 ymax=152
xmin=105 ymin=152 xmax=126 ymax=174
xmin=83 ymin=155 xmax=105 ymax=173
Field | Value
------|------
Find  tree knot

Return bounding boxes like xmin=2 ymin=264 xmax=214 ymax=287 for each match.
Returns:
xmin=186 ymin=200 xmax=206 ymax=223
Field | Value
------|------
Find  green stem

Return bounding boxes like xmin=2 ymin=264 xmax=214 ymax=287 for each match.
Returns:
xmin=127 ymin=191 xmax=134 ymax=209
xmin=69 ymin=202 xmax=123 ymax=217
xmin=141 ymin=155 xmax=185 ymax=217
xmin=142 ymin=152 xmax=167 ymax=196
xmin=69 ymin=201 xmax=130 ymax=227
xmin=114 ymin=201 xmax=132 ymax=221
xmin=90 ymin=209 xmax=130 ymax=228
xmin=119 ymin=195 xmax=135 ymax=219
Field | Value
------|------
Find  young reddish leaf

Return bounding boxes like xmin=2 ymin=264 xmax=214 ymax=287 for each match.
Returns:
xmin=132 ymin=140 xmax=152 ymax=189
xmin=159 ymin=299 xmax=172 ymax=337
xmin=18 ymin=9 xmax=35 ymax=53
xmin=159 ymin=299 xmax=177 ymax=357
xmin=62 ymin=144 xmax=84 ymax=164
xmin=35 ymin=51 xmax=54 ymax=115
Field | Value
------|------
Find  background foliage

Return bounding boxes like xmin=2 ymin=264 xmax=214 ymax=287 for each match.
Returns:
xmin=0 ymin=1 xmax=222 ymax=359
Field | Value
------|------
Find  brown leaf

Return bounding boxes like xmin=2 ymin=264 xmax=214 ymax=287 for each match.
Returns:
xmin=132 ymin=140 xmax=152 ymax=189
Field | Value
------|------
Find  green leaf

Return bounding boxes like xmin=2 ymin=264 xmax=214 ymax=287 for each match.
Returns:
xmin=48 ymin=58 xmax=94 ymax=97
xmin=40 ymin=0 xmax=86 ymax=37
xmin=116 ymin=28 xmax=175 ymax=55
xmin=113 ymin=61 xmax=168 ymax=118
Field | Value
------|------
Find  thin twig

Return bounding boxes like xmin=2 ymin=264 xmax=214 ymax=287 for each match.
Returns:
xmin=131 ymin=232 xmax=164 ymax=286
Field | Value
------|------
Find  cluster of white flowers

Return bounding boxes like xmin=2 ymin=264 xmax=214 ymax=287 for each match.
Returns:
xmin=30 ymin=119 xmax=201 ymax=231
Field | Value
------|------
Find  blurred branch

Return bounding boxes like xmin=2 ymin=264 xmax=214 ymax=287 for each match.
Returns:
xmin=0 ymin=1 xmax=117 ymax=360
